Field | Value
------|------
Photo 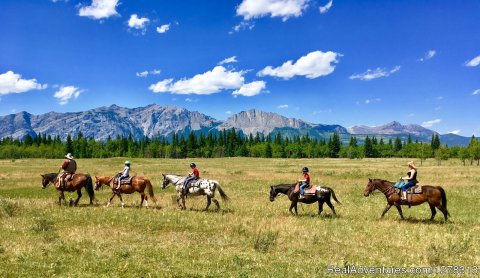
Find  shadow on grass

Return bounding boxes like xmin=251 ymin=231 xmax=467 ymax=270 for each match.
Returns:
xmin=187 ymin=207 xmax=235 ymax=214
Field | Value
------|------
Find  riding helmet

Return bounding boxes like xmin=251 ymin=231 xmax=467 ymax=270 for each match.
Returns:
xmin=302 ymin=166 xmax=309 ymax=172
xmin=125 ymin=160 xmax=131 ymax=165
xmin=190 ymin=162 xmax=196 ymax=167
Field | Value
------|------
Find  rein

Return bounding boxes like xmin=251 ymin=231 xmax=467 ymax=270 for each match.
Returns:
xmin=374 ymin=181 xmax=396 ymax=196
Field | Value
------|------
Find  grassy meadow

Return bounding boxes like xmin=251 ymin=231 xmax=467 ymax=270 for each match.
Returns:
xmin=0 ymin=158 xmax=479 ymax=277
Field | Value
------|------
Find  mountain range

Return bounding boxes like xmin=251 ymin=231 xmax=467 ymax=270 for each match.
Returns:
xmin=0 ymin=104 xmax=471 ymax=146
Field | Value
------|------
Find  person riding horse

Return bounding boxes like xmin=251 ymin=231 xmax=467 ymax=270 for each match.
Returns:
xmin=57 ymin=153 xmax=77 ymax=189
xmin=298 ymin=167 xmax=310 ymax=199
xmin=400 ymin=161 xmax=418 ymax=200
xmin=115 ymin=160 xmax=131 ymax=192
xmin=183 ymin=162 xmax=200 ymax=194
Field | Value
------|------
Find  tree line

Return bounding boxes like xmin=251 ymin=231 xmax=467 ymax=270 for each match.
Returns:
xmin=0 ymin=130 xmax=479 ymax=165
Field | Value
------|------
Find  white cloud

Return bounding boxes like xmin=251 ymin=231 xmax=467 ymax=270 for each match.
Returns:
xmin=0 ymin=71 xmax=47 ymax=95
xmin=149 ymin=66 xmax=246 ymax=95
xmin=218 ymin=56 xmax=238 ymax=65
xmin=136 ymin=69 xmax=161 ymax=78
xmin=364 ymin=98 xmax=381 ymax=104
xmin=278 ymin=104 xmax=289 ymax=109
xmin=128 ymin=14 xmax=150 ymax=31
xmin=78 ymin=0 xmax=119 ymax=20
xmin=349 ymin=66 xmax=400 ymax=81
xmin=236 ymin=0 xmax=309 ymax=21
xmin=472 ymin=89 xmax=480 ymax=95
xmin=448 ymin=130 xmax=461 ymax=135
xmin=421 ymin=119 xmax=441 ymax=128
xmin=225 ymin=111 xmax=232 ymax=115
xmin=418 ymin=50 xmax=436 ymax=62
xmin=232 ymin=81 xmax=266 ymax=97
xmin=185 ymin=98 xmax=198 ymax=102
xmin=258 ymin=50 xmax=340 ymax=80
xmin=156 ymin=24 xmax=171 ymax=34
xmin=319 ymin=0 xmax=333 ymax=14
xmin=465 ymin=55 xmax=480 ymax=67
xmin=230 ymin=21 xmax=255 ymax=33
xmin=54 ymin=86 xmax=83 ymax=105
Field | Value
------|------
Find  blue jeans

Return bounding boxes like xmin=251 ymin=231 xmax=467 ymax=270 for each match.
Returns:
xmin=401 ymin=181 xmax=415 ymax=192
xmin=300 ymin=182 xmax=309 ymax=195
xmin=184 ymin=176 xmax=196 ymax=189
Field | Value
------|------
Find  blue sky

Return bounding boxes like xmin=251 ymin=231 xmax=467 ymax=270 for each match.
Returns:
xmin=1 ymin=0 xmax=479 ymax=136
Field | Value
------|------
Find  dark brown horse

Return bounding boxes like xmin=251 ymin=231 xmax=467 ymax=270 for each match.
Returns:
xmin=94 ymin=175 xmax=157 ymax=208
xmin=269 ymin=184 xmax=340 ymax=216
xmin=364 ymin=178 xmax=450 ymax=221
xmin=41 ymin=172 xmax=95 ymax=206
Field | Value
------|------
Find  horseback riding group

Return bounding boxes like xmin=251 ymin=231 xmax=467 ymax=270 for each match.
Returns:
xmin=41 ymin=154 xmax=228 ymax=211
xmin=41 ymin=154 xmax=450 ymax=221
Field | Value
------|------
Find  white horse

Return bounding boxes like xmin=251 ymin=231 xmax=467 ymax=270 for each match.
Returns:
xmin=161 ymin=174 xmax=229 ymax=211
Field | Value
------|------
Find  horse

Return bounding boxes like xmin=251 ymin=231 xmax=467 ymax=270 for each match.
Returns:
xmin=269 ymin=184 xmax=340 ymax=216
xmin=94 ymin=176 xmax=157 ymax=208
xmin=363 ymin=178 xmax=451 ymax=221
xmin=41 ymin=172 xmax=95 ymax=206
xmin=161 ymin=174 xmax=229 ymax=211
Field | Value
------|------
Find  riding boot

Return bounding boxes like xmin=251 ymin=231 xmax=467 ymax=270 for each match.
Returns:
xmin=401 ymin=191 xmax=407 ymax=201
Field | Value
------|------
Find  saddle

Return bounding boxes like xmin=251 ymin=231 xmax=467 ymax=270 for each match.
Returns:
xmin=114 ymin=175 xmax=135 ymax=186
xmin=294 ymin=184 xmax=316 ymax=195
xmin=58 ymin=173 xmax=75 ymax=188
xmin=395 ymin=185 xmax=422 ymax=195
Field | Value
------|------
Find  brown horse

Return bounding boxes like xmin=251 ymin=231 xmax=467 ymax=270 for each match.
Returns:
xmin=94 ymin=175 xmax=157 ymax=208
xmin=41 ymin=172 xmax=95 ymax=206
xmin=364 ymin=178 xmax=450 ymax=221
xmin=269 ymin=184 xmax=340 ymax=216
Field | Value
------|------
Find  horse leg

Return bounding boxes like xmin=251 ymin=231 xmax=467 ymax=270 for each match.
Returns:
xmin=325 ymin=199 xmax=337 ymax=216
xmin=394 ymin=204 xmax=405 ymax=220
xmin=181 ymin=196 xmax=186 ymax=210
xmin=380 ymin=204 xmax=392 ymax=218
xmin=213 ymin=198 xmax=220 ymax=211
xmin=107 ymin=192 xmax=116 ymax=207
xmin=139 ymin=192 xmax=145 ymax=208
xmin=60 ymin=191 xmax=67 ymax=206
xmin=205 ymin=196 xmax=212 ymax=211
xmin=74 ymin=188 xmax=82 ymax=206
xmin=435 ymin=204 xmax=448 ymax=221
xmin=427 ymin=203 xmax=437 ymax=221
xmin=118 ymin=194 xmax=125 ymax=208
xmin=317 ymin=200 xmax=324 ymax=216
xmin=289 ymin=201 xmax=296 ymax=215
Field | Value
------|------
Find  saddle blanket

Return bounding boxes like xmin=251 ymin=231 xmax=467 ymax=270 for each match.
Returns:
xmin=295 ymin=185 xmax=328 ymax=195
xmin=117 ymin=176 xmax=135 ymax=185
xmin=396 ymin=185 xmax=422 ymax=194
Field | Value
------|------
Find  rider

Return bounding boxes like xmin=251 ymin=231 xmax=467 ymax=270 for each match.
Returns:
xmin=183 ymin=162 xmax=200 ymax=193
xmin=115 ymin=160 xmax=131 ymax=191
xmin=400 ymin=161 xmax=418 ymax=200
xmin=298 ymin=167 xmax=310 ymax=199
xmin=57 ymin=153 xmax=77 ymax=189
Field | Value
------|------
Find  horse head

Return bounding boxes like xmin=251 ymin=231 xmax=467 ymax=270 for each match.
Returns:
xmin=41 ymin=174 xmax=49 ymax=189
xmin=94 ymin=176 xmax=111 ymax=190
xmin=364 ymin=178 xmax=376 ymax=197
xmin=269 ymin=186 xmax=278 ymax=202
xmin=161 ymin=174 xmax=170 ymax=189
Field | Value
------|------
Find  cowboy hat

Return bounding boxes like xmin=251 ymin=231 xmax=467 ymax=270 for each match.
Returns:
xmin=407 ymin=161 xmax=416 ymax=169
xmin=65 ymin=153 xmax=74 ymax=159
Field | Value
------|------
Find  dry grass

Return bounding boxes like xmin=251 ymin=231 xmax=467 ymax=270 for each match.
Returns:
xmin=0 ymin=158 xmax=479 ymax=277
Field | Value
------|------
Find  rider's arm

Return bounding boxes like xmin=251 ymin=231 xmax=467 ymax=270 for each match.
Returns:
xmin=402 ymin=170 xmax=415 ymax=181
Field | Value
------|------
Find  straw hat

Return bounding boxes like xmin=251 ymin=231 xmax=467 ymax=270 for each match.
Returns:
xmin=65 ymin=153 xmax=74 ymax=159
xmin=407 ymin=161 xmax=416 ymax=169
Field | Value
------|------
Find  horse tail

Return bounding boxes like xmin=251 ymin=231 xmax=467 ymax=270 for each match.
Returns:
xmin=85 ymin=175 xmax=95 ymax=204
xmin=213 ymin=181 xmax=229 ymax=203
xmin=329 ymin=187 xmax=341 ymax=204
xmin=145 ymin=179 xmax=157 ymax=203
xmin=437 ymin=186 xmax=451 ymax=217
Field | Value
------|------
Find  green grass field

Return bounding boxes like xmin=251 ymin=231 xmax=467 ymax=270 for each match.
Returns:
xmin=0 ymin=158 xmax=479 ymax=277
